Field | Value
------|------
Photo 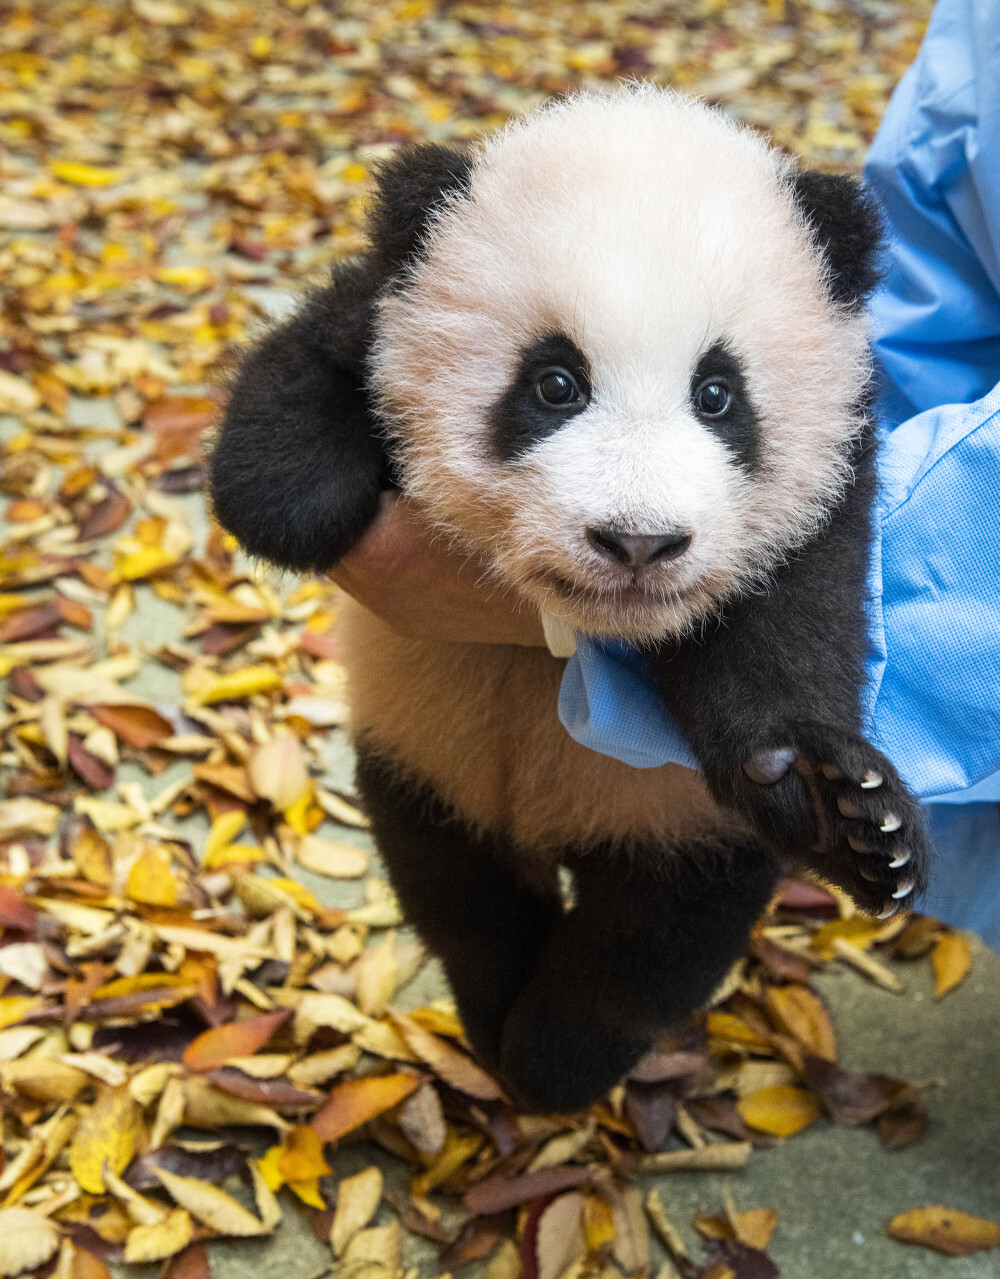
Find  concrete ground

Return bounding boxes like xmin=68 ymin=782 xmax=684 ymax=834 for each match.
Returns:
xmin=6 ymin=391 xmax=1000 ymax=1279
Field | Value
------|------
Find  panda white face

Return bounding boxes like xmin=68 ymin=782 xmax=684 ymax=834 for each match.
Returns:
xmin=370 ymin=87 xmax=871 ymax=644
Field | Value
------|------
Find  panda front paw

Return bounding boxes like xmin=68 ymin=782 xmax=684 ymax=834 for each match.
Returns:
xmin=730 ymin=726 xmax=930 ymax=917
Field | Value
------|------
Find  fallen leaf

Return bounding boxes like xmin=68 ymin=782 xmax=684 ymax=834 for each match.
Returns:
xmin=124 ymin=1210 xmax=194 ymax=1264
xmin=126 ymin=844 xmax=181 ymax=907
xmin=161 ymin=1243 xmax=212 ymax=1279
xmin=311 ymin=1072 xmax=421 ymax=1142
xmin=463 ymin=1165 xmax=595 ymax=1215
xmin=802 ymin=1055 xmax=910 ymax=1127
xmin=296 ymin=834 xmax=369 ymax=879
xmin=331 ymin=1166 xmax=383 ymax=1256
xmin=0 ymin=1207 xmax=61 ymax=1276
xmin=69 ymin=1084 xmax=144 ymax=1193
xmin=182 ymin=1009 xmax=290 ymax=1071
xmin=389 ymin=1009 xmax=502 ymax=1099
xmin=536 ymin=1193 xmax=586 ymax=1279
xmin=888 ymin=1206 xmax=1000 ymax=1256
xmin=395 ymin=1082 xmax=447 ymax=1156
xmin=339 ymin=1222 xmax=400 ymax=1279
xmin=248 ymin=731 xmax=308 ymax=810
xmin=736 ymin=1086 xmax=821 ymax=1138
xmin=764 ymin=984 xmax=836 ymax=1061
xmin=932 ymin=933 xmax=971 ymax=998
xmin=90 ymin=704 xmax=174 ymax=749
xmin=154 ymin=1167 xmax=271 ymax=1236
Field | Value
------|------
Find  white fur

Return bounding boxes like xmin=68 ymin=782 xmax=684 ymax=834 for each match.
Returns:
xmin=370 ymin=85 xmax=871 ymax=644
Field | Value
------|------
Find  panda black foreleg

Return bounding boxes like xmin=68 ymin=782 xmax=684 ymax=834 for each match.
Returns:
xmin=499 ymin=838 xmax=779 ymax=1113
xmin=354 ymin=750 xmax=562 ymax=1074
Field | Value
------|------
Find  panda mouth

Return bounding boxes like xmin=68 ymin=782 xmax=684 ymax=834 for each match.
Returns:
xmin=539 ymin=570 xmax=696 ymax=608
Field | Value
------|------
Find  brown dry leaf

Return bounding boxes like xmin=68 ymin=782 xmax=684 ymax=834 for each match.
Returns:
xmin=248 ymin=731 xmax=309 ymax=811
xmin=154 ymin=1167 xmax=271 ymax=1236
xmin=395 ymin=1082 xmax=446 ymax=1157
xmin=71 ymin=1248 xmax=113 ymax=1279
xmin=312 ymin=1072 xmax=421 ymax=1142
xmin=69 ymin=1084 xmax=143 ymax=1193
xmin=331 ymin=1166 xmax=384 ymax=1257
xmin=736 ymin=1086 xmax=822 ymax=1138
xmin=89 ymin=704 xmax=174 ymax=749
xmin=802 ymin=1055 xmax=910 ymax=1128
xmin=888 ymin=1206 xmax=1000 ymax=1256
xmin=183 ymin=1009 xmax=290 ymax=1071
xmin=124 ymin=1210 xmax=194 ymax=1264
xmin=357 ymin=932 xmax=398 ymax=1017
xmin=439 ymin=1213 xmax=514 ymax=1273
xmin=809 ymin=916 xmax=886 ymax=959
xmin=389 ymin=1009 xmax=502 ymax=1100
xmin=704 ymin=1011 xmax=774 ymax=1054
xmin=932 ymin=933 xmax=972 ymax=998
xmin=536 ymin=1192 xmax=586 ymax=1279
xmin=0 ymin=1207 xmax=61 ymax=1277
xmin=182 ymin=1076 xmax=289 ymax=1133
xmin=0 ymin=1057 xmax=88 ymax=1103
xmin=764 ymin=984 xmax=836 ymax=1061
xmin=730 ymin=1208 xmax=778 ymax=1251
xmin=464 ymin=1165 xmax=595 ymax=1215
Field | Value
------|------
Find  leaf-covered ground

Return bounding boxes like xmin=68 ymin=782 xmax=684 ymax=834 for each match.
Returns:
xmin=5 ymin=3 xmax=997 ymax=1279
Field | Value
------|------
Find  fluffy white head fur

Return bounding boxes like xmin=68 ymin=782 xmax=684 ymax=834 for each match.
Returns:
xmin=370 ymin=85 xmax=872 ymax=643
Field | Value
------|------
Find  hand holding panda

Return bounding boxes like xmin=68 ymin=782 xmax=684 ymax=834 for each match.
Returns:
xmin=210 ymin=87 xmax=930 ymax=1113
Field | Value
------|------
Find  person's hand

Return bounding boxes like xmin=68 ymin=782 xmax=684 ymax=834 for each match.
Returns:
xmin=328 ymin=491 xmax=547 ymax=647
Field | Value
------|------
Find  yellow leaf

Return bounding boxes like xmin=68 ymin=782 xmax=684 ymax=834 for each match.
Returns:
xmin=257 ymin=1143 xmax=286 ymax=1192
xmin=203 ymin=809 xmax=246 ymax=859
xmin=92 ymin=972 xmax=192 ymax=1000
xmin=289 ymin=1178 xmax=325 ymax=1209
xmin=295 ymin=834 xmax=368 ymax=879
xmin=123 ymin=1209 xmax=193 ymax=1264
xmin=705 ymin=1011 xmax=774 ymax=1054
xmin=764 ymin=985 xmax=836 ymax=1061
xmin=154 ymin=266 xmax=215 ymax=293
xmin=389 ymin=1009 xmax=502 ymax=1099
xmin=203 ymin=842 xmax=263 ymax=869
xmin=191 ymin=665 xmax=283 ymax=705
xmin=932 ymin=933 xmax=972 ymax=999
xmin=69 ymin=1085 xmax=143 ymax=1194
xmin=0 ymin=996 xmax=41 ymax=1031
xmin=283 ymin=784 xmax=324 ymax=836
xmin=810 ymin=916 xmax=885 ymax=959
xmin=888 ymin=1206 xmax=1000 ymax=1256
xmin=111 ymin=544 xmax=178 ymax=582
xmin=730 ymin=1208 xmax=778 ymax=1251
xmin=126 ymin=845 xmax=180 ymax=907
xmin=51 ymin=162 xmax=123 ymax=186
xmin=583 ymin=1193 xmax=617 ymax=1251
xmin=153 ymin=1167 xmax=270 ymax=1236
xmin=279 ymin=1126 xmax=331 ymax=1182
xmin=736 ymin=1085 xmax=821 ymax=1138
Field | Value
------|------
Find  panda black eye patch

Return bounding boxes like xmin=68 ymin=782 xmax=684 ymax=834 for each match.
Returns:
xmin=690 ymin=342 xmax=761 ymax=473
xmin=490 ymin=334 xmax=591 ymax=463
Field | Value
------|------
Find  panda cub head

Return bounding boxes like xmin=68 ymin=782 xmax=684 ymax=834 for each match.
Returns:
xmin=370 ymin=86 xmax=879 ymax=643
xmin=211 ymin=84 xmax=883 ymax=640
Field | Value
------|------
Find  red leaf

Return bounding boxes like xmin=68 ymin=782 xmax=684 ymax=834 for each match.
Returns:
xmin=205 ymin=1068 xmax=321 ymax=1109
xmin=162 ymin=1242 xmax=212 ymax=1279
xmin=78 ymin=491 xmax=132 ymax=542
xmin=0 ymin=601 xmax=62 ymax=643
xmin=0 ymin=884 xmax=36 ymax=930
xmin=182 ymin=1009 xmax=290 ymax=1072
xmin=67 ymin=735 xmax=116 ymax=790
xmin=463 ymin=1166 xmax=594 ymax=1216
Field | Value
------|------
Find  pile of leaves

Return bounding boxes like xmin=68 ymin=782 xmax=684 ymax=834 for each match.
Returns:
xmin=3 ymin=0 xmax=996 ymax=1276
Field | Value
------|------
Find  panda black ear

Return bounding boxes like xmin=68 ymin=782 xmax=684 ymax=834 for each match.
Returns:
xmin=368 ymin=143 xmax=474 ymax=274
xmin=791 ymin=170 xmax=884 ymax=310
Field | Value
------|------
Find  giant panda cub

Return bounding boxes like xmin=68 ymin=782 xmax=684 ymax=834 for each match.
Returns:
xmin=211 ymin=86 xmax=930 ymax=1113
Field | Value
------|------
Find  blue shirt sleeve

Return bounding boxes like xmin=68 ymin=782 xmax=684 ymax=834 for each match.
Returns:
xmin=557 ymin=0 xmax=1000 ymax=801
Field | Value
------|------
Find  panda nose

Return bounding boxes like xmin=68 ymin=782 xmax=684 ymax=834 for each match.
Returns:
xmin=587 ymin=527 xmax=692 ymax=567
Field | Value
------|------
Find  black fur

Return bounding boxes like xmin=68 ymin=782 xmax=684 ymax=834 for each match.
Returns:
xmin=690 ymin=342 xmax=761 ymax=472
xmin=209 ymin=144 xmax=473 ymax=570
xmin=791 ymin=170 xmax=884 ymax=309
xmin=356 ymin=748 xmax=779 ymax=1112
xmin=651 ymin=418 xmax=931 ymax=914
xmin=489 ymin=334 xmax=592 ymax=463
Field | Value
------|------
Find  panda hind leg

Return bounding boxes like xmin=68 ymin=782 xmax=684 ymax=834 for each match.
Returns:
xmin=499 ymin=837 xmax=780 ymax=1114
xmin=354 ymin=750 xmax=562 ymax=1075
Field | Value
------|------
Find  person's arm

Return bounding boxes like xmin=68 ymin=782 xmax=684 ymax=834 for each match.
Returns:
xmin=328 ymin=491 xmax=547 ymax=647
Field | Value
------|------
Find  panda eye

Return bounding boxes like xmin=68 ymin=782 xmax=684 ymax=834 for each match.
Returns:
xmin=535 ymin=367 xmax=584 ymax=408
xmin=693 ymin=379 xmax=732 ymax=417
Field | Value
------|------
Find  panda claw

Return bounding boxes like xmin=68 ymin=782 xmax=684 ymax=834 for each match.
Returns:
xmin=837 ymin=796 xmax=866 ymax=819
xmin=848 ymin=833 xmax=879 ymax=854
xmin=860 ymin=771 xmax=883 ymax=789
xmin=877 ymin=902 xmax=899 ymax=920
xmin=888 ymin=850 xmax=911 ymax=869
xmin=821 ymin=762 xmax=844 ymax=781
xmin=892 ymin=877 xmax=915 ymax=900
xmin=880 ymin=813 xmax=902 ymax=833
